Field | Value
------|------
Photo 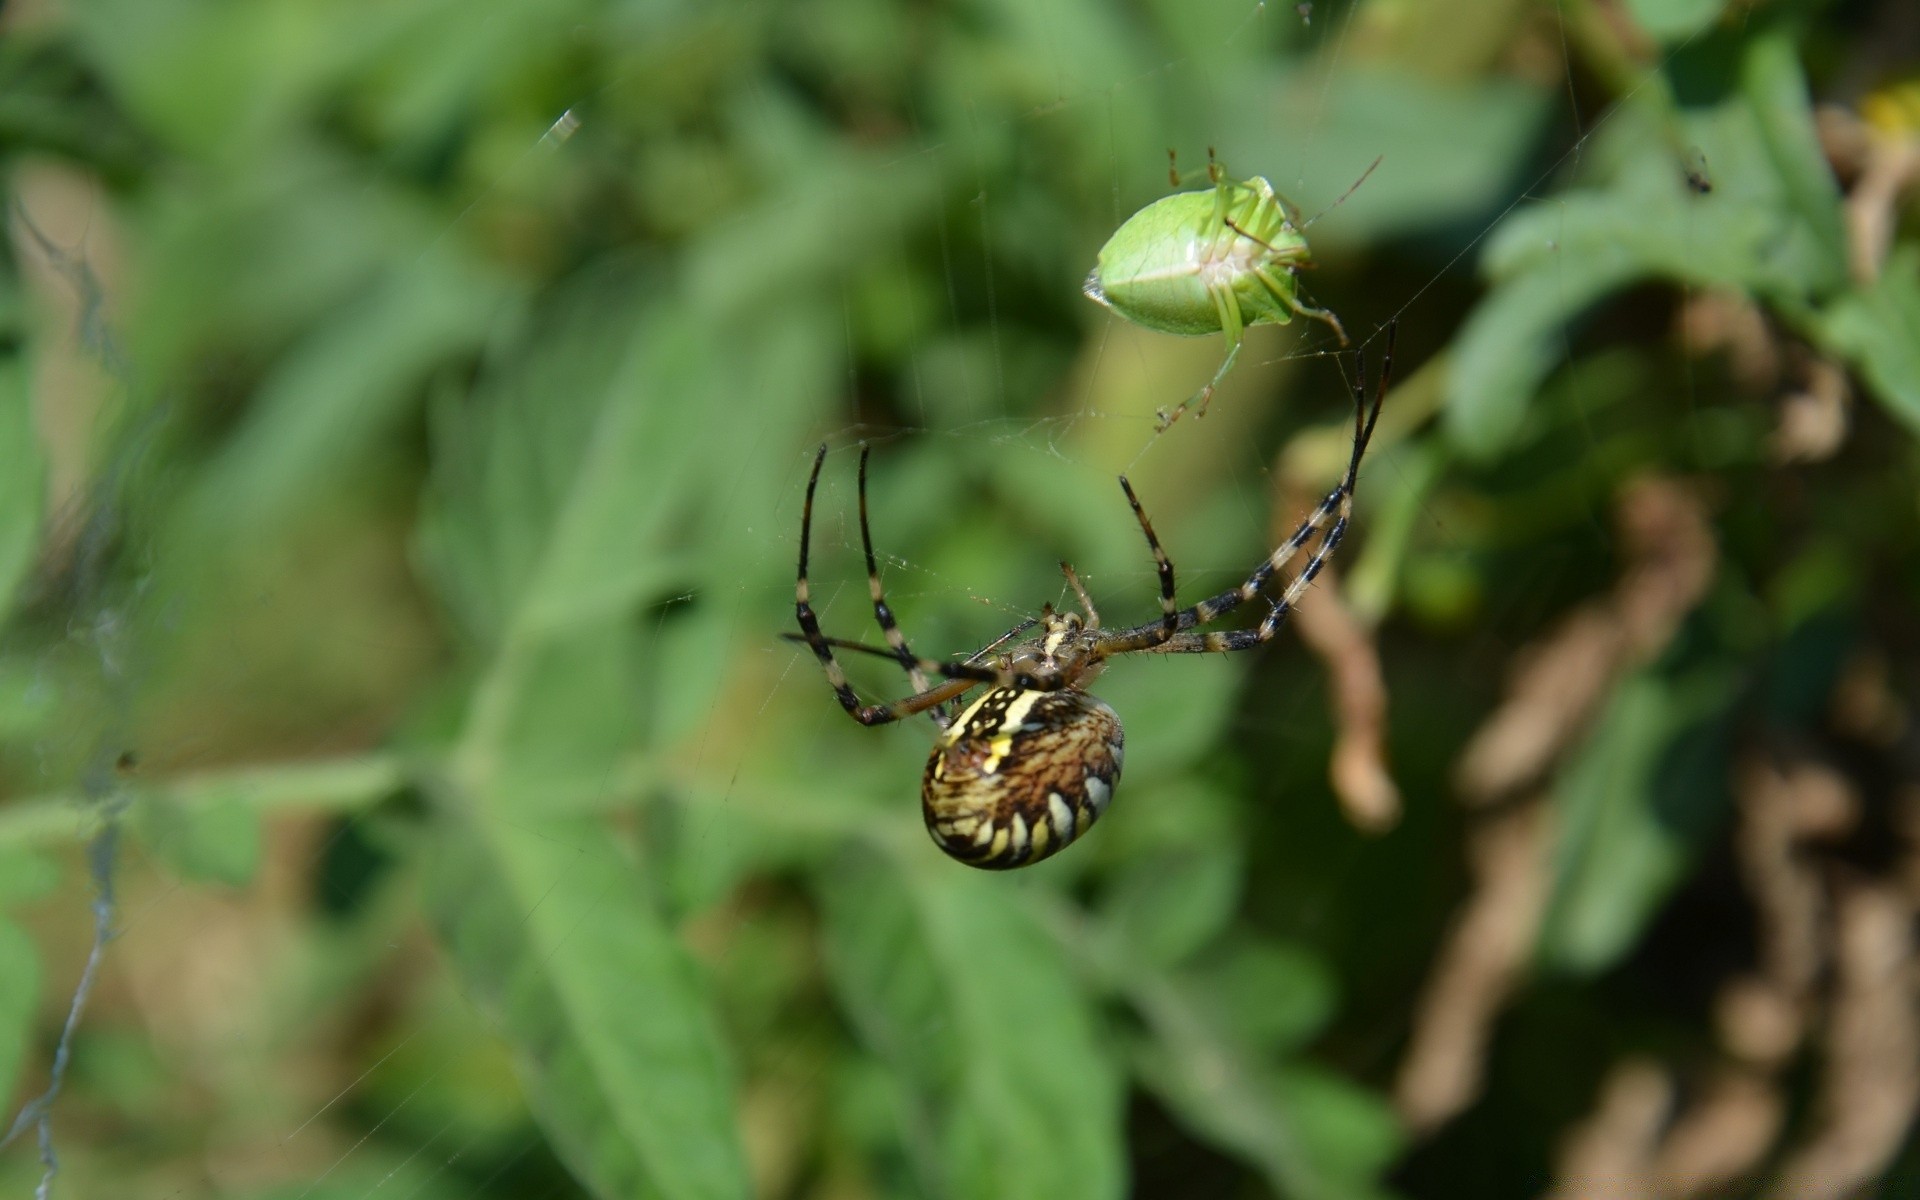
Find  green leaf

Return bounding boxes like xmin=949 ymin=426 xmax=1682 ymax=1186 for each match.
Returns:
xmin=424 ymin=810 xmax=749 ymax=1200
xmin=1102 ymin=846 xmax=1243 ymax=968
xmin=172 ymin=247 xmax=511 ymax=548
xmin=1187 ymin=936 xmax=1337 ymax=1056
xmin=0 ymin=850 xmax=59 ymax=905
xmin=1222 ymin=68 xmax=1554 ymax=245
xmin=1269 ymin=1066 xmax=1404 ymax=1197
xmin=227 ymin=1150 xmax=479 ymax=1200
xmin=0 ymin=258 xmax=42 ymax=623
xmin=1539 ymin=668 xmax=1738 ymax=973
xmin=420 ymin=264 xmax=834 ymax=650
xmin=1626 ymin=0 xmax=1725 ymax=42
xmin=819 ymin=858 xmax=1126 ymax=1200
xmin=421 ymin=264 xmax=837 ymax=827
xmin=0 ymin=916 xmax=39 ymax=1106
xmin=412 ymin=255 xmax=839 ymax=1200
xmin=1446 ymin=28 xmax=1849 ymax=459
xmin=1821 ymin=246 xmax=1920 ymax=433
xmin=1444 ymin=235 xmax=1640 ymax=458
xmin=1129 ymin=966 xmax=1397 ymax=1200
xmin=130 ymin=794 xmax=261 ymax=887
xmin=1740 ymin=27 xmax=1848 ymax=275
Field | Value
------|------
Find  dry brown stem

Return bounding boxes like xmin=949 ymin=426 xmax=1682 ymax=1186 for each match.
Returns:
xmin=1768 ymin=885 xmax=1920 ymax=1200
xmin=1542 ymin=1058 xmax=1672 ymax=1200
xmin=1401 ymin=479 xmax=1717 ymax=1135
xmin=1393 ymin=805 xmax=1551 ymax=1131
xmin=1844 ymin=129 xmax=1920 ymax=286
xmin=1454 ymin=607 xmax=1625 ymax=803
xmin=1771 ymin=356 xmax=1851 ymax=465
xmin=1716 ymin=976 xmax=1804 ymax=1069
xmin=1678 ymin=291 xmax=1781 ymax=394
xmin=1288 ymin=555 xmax=1401 ymax=833
xmin=1830 ymin=651 xmax=1908 ymax=747
xmin=1268 ymin=456 xmax=1401 ymax=833
xmin=1456 ymin=478 xmax=1716 ymax=804
xmin=1737 ymin=758 xmax=1856 ymax=1006
xmin=1652 ymin=1069 xmax=1783 ymax=1198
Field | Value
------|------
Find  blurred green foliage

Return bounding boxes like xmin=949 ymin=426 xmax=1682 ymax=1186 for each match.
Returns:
xmin=1 ymin=0 xmax=1918 ymax=1197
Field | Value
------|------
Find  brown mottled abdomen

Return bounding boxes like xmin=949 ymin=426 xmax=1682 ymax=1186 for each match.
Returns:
xmin=922 ymin=687 xmax=1125 ymax=870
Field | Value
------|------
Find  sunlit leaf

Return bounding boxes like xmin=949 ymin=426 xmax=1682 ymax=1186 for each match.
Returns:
xmin=1225 ymin=68 xmax=1554 ymax=245
xmin=1625 ymin=0 xmax=1724 ymax=42
xmin=1130 ymin=965 xmax=1397 ymax=1200
xmin=1538 ymin=667 xmax=1738 ymax=973
xmin=1446 ymin=28 xmax=1848 ymax=458
xmin=131 ymin=794 xmax=260 ymax=887
xmin=172 ymin=248 xmax=512 ymax=549
xmin=1102 ymin=846 xmax=1243 ymax=968
xmin=0 ymin=850 xmax=59 ymax=905
xmin=1186 ymin=935 xmax=1337 ymax=1056
xmin=820 ymin=857 xmax=1126 ymax=1200
xmin=1822 ymin=246 xmax=1920 ymax=433
xmin=425 ymin=809 xmax=749 ymax=1200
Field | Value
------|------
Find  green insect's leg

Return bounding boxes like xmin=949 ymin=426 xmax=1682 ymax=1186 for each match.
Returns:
xmin=1254 ymin=190 xmax=1298 ymax=242
xmin=1156 ymin=286 xmax=1245 ymax=432
xmin=1269 ymin=187 xmax=1306 ymax=230
xmin=1208 ymin=175 xmax=1232 ymax=238
xmin=1255 ymin=265 xmax=1348 ymax=347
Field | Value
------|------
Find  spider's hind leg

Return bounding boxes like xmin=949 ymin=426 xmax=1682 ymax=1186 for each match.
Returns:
xmin=855 ymin=444 xmax=939 ymax=717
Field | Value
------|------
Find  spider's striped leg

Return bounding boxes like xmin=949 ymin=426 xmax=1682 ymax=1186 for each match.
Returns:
xmin=1144 ymin=413 xmax=1368 ymax=656
xmin=780 ymin=631 xmax=1068 ymax=694
xmin=794 ymin=444 xmax=892 ymax=724
xmin=793 ymin=445 xmax=1005 ymax=726
xmin=1106 ymin=475 xmax=1343 ymax=642
xmin=854 ymin=443 xmax=940 ymax=719
xmin=1090 ymin=477 xmax=1181 ymax=657
xmin=1104 ymin=322 xmax=1391 ymax=647
xmin=1145 ymin=499 xmax=1351 ymax=655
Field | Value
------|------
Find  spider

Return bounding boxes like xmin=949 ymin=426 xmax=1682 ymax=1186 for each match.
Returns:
xmin=788 ymin=330 xmax=1392 ymax=869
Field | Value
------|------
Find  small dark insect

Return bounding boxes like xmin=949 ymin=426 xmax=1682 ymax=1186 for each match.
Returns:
xmin=786 ymin=328 xmax=1394 ymax=869
xmin=1683 ymin=146 xmax=1712 ymax=194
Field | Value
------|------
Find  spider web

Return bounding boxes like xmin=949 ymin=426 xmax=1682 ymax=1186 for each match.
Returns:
xmin=0 ymin=1 xmax=1780 ymax=1198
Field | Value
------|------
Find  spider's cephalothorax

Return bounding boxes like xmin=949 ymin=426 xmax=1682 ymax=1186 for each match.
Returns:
xmin=787 ymin=327 xmax=1393 ymax=869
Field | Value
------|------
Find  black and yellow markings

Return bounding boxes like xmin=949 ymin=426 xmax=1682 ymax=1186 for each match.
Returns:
xmin=922 ymin=688 xmax=1125 ymax=870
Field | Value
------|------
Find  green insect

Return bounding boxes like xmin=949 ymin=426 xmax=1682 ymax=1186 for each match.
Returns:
xmin=1084 ymin=149 xmax=1363 ymax=428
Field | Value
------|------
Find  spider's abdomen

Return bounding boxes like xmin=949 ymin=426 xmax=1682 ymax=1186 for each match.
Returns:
xmin=922 ymin=687 xmax=1124 ymax=870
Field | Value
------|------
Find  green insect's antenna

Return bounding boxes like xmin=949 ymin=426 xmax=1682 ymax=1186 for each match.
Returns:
xmin=1297 ymin=155 xmax=1383 ymax=231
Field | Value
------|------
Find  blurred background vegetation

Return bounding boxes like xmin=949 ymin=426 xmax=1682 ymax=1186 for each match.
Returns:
xmin=2 ymin=0 xmax=1918 ymax=1196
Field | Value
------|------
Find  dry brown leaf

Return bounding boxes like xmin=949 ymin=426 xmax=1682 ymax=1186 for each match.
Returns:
xmin=1542 ymin=1058 xmax=1672 ymax=1200
xmin=1768 ymin=885 xmax=1920 ymax=1200
xmin=1393 ymin=805 xmax=1551 ymax=1131
xmin=1455 ymin=479 xmax=1715 ymax=805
